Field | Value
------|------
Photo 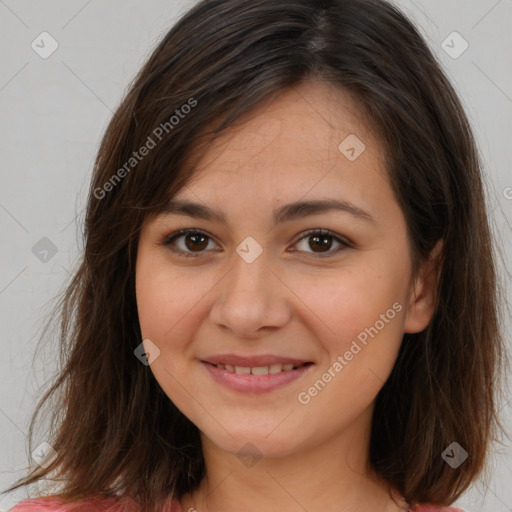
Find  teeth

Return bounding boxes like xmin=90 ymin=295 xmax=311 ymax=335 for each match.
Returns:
xmin=251 ymin=366 xmax=268 ymax=375
xmin=269 ymin=364 xmax=283 ymax=374
xmin=213 ymin=363 xmax=304 ymax=374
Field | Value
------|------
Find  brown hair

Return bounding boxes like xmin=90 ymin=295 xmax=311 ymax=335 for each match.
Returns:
xmin=4 ymin=0 xmax=508 ymax=510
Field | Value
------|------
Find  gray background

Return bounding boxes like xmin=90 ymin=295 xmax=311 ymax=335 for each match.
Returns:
xmin=0 ymin=1 xmax=511 ymax=511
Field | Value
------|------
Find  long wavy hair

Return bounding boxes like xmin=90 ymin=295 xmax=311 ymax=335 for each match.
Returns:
xmin=4 ymin=0 xmax=508 ymax=510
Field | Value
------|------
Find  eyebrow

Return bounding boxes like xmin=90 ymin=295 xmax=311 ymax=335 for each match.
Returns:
xmin=160 ymin=198 xmax=376 ymax=226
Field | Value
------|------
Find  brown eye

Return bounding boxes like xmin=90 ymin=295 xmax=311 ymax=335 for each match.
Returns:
xmin=183 ymin=233 xmax=209 ymax=251
xmin=162 ymin=229 xmax=218 ymax=257
xmin=162 ymin=228 xmax=351 ymax=259
xmin=293 ymin=229 xmax=351 ymax=257
xmin=308 ymin=233 xmax=333 ymax=252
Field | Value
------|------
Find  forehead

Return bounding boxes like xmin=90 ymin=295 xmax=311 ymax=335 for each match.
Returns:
xmin=190 ymin=80 xmax=379 ymax=175
xmin=178 ymin=80 xmax=387 ymax=192
xmin=165 ymin=79 xmax=391 ymax=225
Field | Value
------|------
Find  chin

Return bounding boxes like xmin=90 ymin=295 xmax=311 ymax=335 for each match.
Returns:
xmin=202 ymin=427 xmax=303 ymax=461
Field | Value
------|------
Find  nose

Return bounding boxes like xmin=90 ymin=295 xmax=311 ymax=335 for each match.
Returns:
xmin=209 ymin=247 xmax=292 ymax=339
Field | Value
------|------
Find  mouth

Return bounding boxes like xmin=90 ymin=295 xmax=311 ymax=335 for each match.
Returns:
xmin=202 ymin=361 xmax=314 ymax=375
xmin=199 ymin=356 xmax=315 ymax=393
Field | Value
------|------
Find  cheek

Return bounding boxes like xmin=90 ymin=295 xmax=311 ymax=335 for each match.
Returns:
xmin=289 ymin=262 xmax=406 ymax=353
xmin=135 ymin=259 xmax=168 ymax=340
xmin=135 ymin=254 xmax=217 ymax=348
xmin=293 ymin=266 xmax=406 ymax=425
xmin=135 ymin=253 xmax=208 ymax=405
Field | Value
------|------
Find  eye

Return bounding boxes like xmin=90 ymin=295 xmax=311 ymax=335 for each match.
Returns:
xmin=291 ymin=229 xmax=352 ymax=257
xmin=161 ymin=229 xmax=219 ymax=257
xmin=161 ymin=228 xmax=351 ymax=258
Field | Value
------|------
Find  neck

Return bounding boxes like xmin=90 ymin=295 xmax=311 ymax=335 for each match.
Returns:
xmin=179 ymin=407 xmax=408 ymax=512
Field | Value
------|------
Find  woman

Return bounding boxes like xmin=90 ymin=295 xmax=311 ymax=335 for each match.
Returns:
xmin=5 ymin=0 xmax=506 ymax=510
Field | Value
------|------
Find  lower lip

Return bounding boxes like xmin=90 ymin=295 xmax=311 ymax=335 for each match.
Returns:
xmin=201 ymin=361 xmax=314 ymax=393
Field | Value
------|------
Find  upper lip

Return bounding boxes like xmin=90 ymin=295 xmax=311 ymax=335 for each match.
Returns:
xmin=201 ymin=354 xmax=313 ymax=367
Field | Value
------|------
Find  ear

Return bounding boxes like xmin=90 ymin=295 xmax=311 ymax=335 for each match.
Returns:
xmin=404 ymin=239 xmax=443 ymax=334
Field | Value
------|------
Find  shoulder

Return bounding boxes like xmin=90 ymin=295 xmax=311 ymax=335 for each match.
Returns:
xmin=9 ymin=496 xmax=87 ymax=511
xmin=9 ymin=495 xmax=182 ymax=512
xmin=8 ymin=496 xmax=135 ymax=511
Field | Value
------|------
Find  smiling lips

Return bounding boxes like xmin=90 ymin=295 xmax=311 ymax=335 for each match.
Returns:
xmin=200 ymin=354 xmax=314 ymax=393
xmin=202 ymin=354 xmax=312 ymax=374
xmin=208 ymin=362 xmax=308 ymax=375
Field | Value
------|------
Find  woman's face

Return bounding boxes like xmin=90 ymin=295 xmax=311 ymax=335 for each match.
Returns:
xmin=135 ymin=79 xmax=435 ymax=460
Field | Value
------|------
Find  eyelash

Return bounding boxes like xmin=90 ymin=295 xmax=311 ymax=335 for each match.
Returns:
xmin=160 ymin=228 xmax=352 ymax=259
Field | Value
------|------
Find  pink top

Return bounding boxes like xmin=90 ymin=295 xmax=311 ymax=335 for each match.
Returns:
xmin=9 ymin=496 xmax=465 ymax=511
xmin=9 ymin=496 xmax=180 ymax=512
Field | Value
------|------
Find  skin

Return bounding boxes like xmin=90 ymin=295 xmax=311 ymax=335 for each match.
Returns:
xmin=135 ymin=79 xmax=440 ymax=512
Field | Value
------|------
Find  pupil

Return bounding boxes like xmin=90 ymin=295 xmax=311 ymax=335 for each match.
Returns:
xmin=310 ymin=234 xmax=331 ymax=252
xmin=186 ymin=234 xmax=208 ymax=251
